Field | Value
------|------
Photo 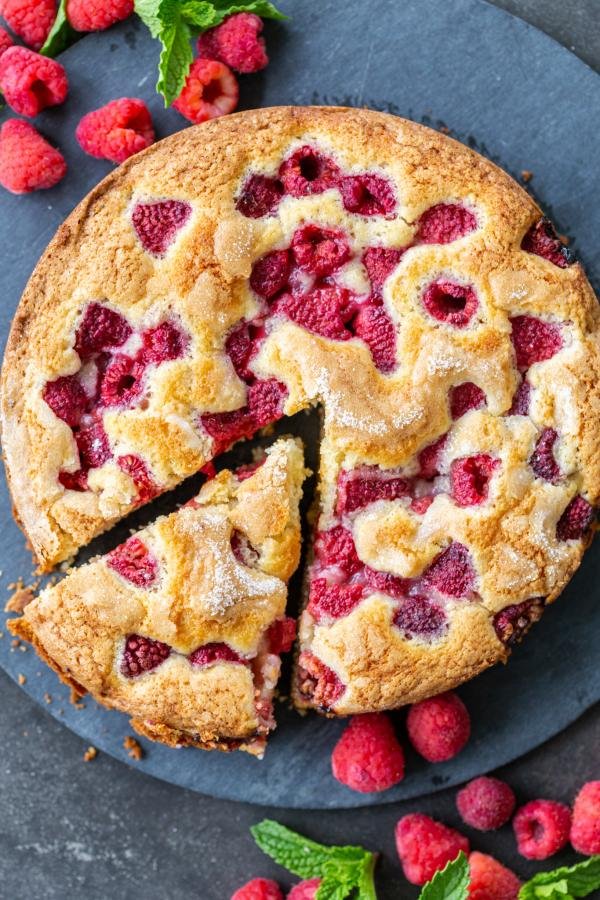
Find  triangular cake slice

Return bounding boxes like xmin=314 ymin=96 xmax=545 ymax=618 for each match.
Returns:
xmin=8 ymin=438 xmax=307 ymax=756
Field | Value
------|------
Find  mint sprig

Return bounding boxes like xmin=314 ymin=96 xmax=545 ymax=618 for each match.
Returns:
xmin=40 ymin=0 xmax=78 ymax=57
xmin=418 ymin=853 xmax=470 ymax=900
xmin=519 ymin=855 xmax=600 ymax=900
xmin=250 ymin=820 xmax=377 ymax=900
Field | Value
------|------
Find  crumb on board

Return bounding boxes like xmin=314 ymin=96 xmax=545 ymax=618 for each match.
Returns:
xmin=17 ymin=673 xmax=26 ymax=685
xmin=520 ymin=169 xmax=533 ymax=183
xmin=123 ymin=736 xmax=144 ymax=761
xmin=10 ymin=639 xmax=20 ymax=649
xmin=43 ymin=693 xmax=52 ymax=704
xmin=83 ymin=746 xmax=98 ymax=762
xmin=559 ymin=233 xmax=570 ymax=246
xmin=5 ymin=580 xmax=37 ymax=613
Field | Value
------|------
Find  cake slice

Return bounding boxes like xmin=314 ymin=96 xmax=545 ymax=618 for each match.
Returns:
xmin=8 ymin=437 xmax=307 ymax=756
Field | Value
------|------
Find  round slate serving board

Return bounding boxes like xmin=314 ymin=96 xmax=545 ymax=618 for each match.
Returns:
xmin=0 ymin=0 xmax=599 ymax=809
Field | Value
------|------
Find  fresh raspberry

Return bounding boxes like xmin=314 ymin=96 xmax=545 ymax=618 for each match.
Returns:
xmin=296 ymin=651 xmax=345 ymax=710
xmin=416 ymin=203 xmax=477 ymax=245
xmin=423 ymin=542 xmax=475 ymax=598
xmin=457 ymin=777 xmax=516 ymax=830
xmin=340 ymin=173 xmax=396 ymax=217
xmin=76 ymin=97 xmax=154 ymax=164
xmin=291 ymin=224 xmax=351 ymax=277
xmin=173 ymin=57 xmax=238 ymax=124
xmin=279 ymin=145 xmax=340 ymax=197
xmin=131 ymin=199 xmax=192 ymax=257
xmin=529 ymin=427 xmax=560 ymax=483
xmin=331 ymin=713 xmax=405 ymax=793
xmin=418 ymin=434 xmax=448 ymax=479
xmin=393 ymin=595 xmax=448 ymax=640
xmin=508 ymin=380 xmax=531 ymax=415
xmin=493 ymin=598 xmax=544 ymax=645
xmin=236 ymin=173 xmax=283 ymax=218
xmin=197 ymin=13 xmax=268 ymax=74
xmin=66 ymin=0 xmax=133 ymax=32
xmin=307 ymin=578 xmax=364 ymax=622
xmin=395 ymin=814 xmax=470 ymax=885
xmin=43 ymin=375 xmax=87 ymax=426
xmin=231 ymin=878 xmax=282 ymax=900
xmin=250 ymin=249 xmax=291 ymax=299
xmin=363 ymin=566 xmax=409 ymax=599
xmin=230 ymin=529 xmax=259 ymax=567
xmin=140 ymin=321 xmax=188 ymax=364
xmin=510 ymin=315 xmax=562 ymax=369
xmin=0 ymin=119 xmax=66 ymax=193
xmin=315 ymin=526 xmax=362 ymax=575
xmin=451 ymin=454 xmax=499 ymax=507
xmin=266 ymin=617 xmax=296 ymax=655
xmin=556 ymin=495 xmax=595 ymax=541
xmin=570 ymin=781 xmax=600 ymax=855
xmin=107 ymin=536 xmax=159 ymax=588
xmin=0 ymin=46 xmax=67 ymax=116
xmin=99 ymin=354 xmax=146 ymax=408
xmin=0 ymin=0 xmax=55 ymax=50
xmin=362 ymin=246 xmax=404 ymax=298
xmin=121 ymin=633 xmax=170 ymax=677
xmin=75 ymin=419 xmax=111 ymax=469
xmin=521 ymin=217 xmax=573 ymax=268
xmin=75 ymin=302 xmax=132 ymax=359
xmin=351 ymin=305 xmax=397 ymax=372
xmin=407 ymin=692 xmax=471 ymax=762
xmin=117 ymin=454 xmax=159 ymax=503
xmin=287 ymin=881 xmax=321 ymax=900
xmin=513 ymin=799 xmax=571 ymax=859
xmin=189 ymin=642 xmax=244 ymax=667
xmin=336 ymin=466 xmax=410 ymax=516
xmin=449 ymin=382 xmax=486 ymax=419
xmin=0 ymin=26 xmax=14 ymax=56
xmin=468 ymin=852 xmax=521 ymax=900
xmin=422 ymin=279 xmax=478 ymax=328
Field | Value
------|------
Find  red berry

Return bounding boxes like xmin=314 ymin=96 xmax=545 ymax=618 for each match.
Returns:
xmin=393 ymin=595 xmax=448 ymax=640
xmin=279 ymin=145 xmax=340 ymax=198
xmin=0 ymin=118 xmax=66 ymax=193
xmin=468 ymin=852 xmax=521 ymax=900
xmin=0 ymin=0 xmax=55 ymax=50
xmin=43 ymin=375 xmax=87 ymax=426
xmin=247 ymin=378 xmax=286 ymax=426
xmin=197 ymin=12 xmax=268 ymax=74
xmin=287 ymin=880 xmax=321 ymax=900
xmin=513 ymin=799 xmax=571 ymax=860
xmin=173 ymin=57 xmax=238 ymax=124
xmin=0 ymin=26 xmax=14 ymax=57
xmin=236 ymin=173 xmax=283 ymax=218
xmin=75 ymin=302 xmax=132 ymax=359
xmin=99 ymin=354 xmax=146 ymax=408
xmin=121 ymin=633 xmax=170 ymax=677
xmin=423 ymin=542 xmax=475 ymax=598
xmin=307 ymin=578 xmax=364 ymax=623
xmin=231 ymin=878 xmax=282 ymax=900
xmin=296 ymin=651 xmax=345 ymax=710
xmin=416 ymin=203 xmax=477 ymax=245
xmin=407 ymin=691 xmax=471 ymax=762
xmin=250 ymin=249 xmax=291 ymax=299
xmin=362 ymin=245 xmax=404 ymax=298
xmin=493 ymin=598 xmax=544 ymax=645
xmin=266 ymin=617 xmax=296 ymax=655
xmin=225 ymin=321 xmax=260 ymax=382
xmin=66 ymin=0 xmax=133 ymax=32
xmin=510 ymin=315 xmax=563 ymax=369
xmin=140 ymin=321 xmax=188 ymax=364
xmin=339 ymin=173 xmax=396 ymax=217
xmin=315 ymin=526 xmax=362 ymax=575
xmin=336 ymin=466 xmax=410 ymax=516
xmin=331 ymin=713 xmax=405 ymax=793
xmin=0 ymin=46 xmax=67 ymax=116
xmin=418 ymin=434 xmax=448 ymax=479
xmin=189 ymin=642 xmax=244 ymax=667
xmin=291 ymin=224 xmax=351 ymax=277
xmin=451 ymin=454 xmax=499 ymax=507
xmin=117 ymin=454 xmax=159 ymax=503
xmin=131 ymin=199 xmax=192 ymax=257
xmin=76 ymin=97 xmax=154 ymax=164
xmin=449 ymin=382 xmax=486 ymax=419
xmin=521 ymin=217 xmax=573 ymax=268
xmin=107 ymin=536 xmax=159 ymax=588
xmin=272 ymin=284 xmax=354 ymax=342
xmin=58 ymin=469 xmax=88 ymax=491
xmin=395 ymin=813 xmax=470 ymax=885
xmin=529 ymin=427 xmax=560 ymax=483
xmin=75 ymin=418 xmax=111 ymax=469
xmin=422 ymin=279 xmax=478 ymax=328
xmin=570 ymin=781 xmax=600 ymax=855
xmin=508 ymin=380 xmax=531 ymax=416
xmin=556 ymin=495 xmax=595 ymax=541
xmin=363 ymin=566 xmax=409 ymax=599
xmin=457 ymin=777 xmax=516 ymax=830
xmin=351 ymin=304 xmax=397 ymax=372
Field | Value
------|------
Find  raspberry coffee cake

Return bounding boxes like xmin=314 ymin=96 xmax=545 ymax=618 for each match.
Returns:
xmin=2 ymin=107 xmax=599 ymax=721
xmin=8 ymin=438 xmax=307 ymax=754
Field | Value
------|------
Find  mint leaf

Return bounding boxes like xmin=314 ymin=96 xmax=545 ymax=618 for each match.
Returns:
xmin=179 ymin=1 xmax=221 ymax=29
xmin=156 ymin=14 xmax=193 ymax=106
xmin=209 ymin=0 xmax=288 ymax=21
xmin=251 ymin=821 xmax=335 ymax=879
xmin=519 ymin=855 xmax=600 ymax=900
xmin=134 ymin=0 xmax=164 ymax=37
xmin=418 ymin=852 xmax=470 ymax=900
xmin=316 ymin=879 xmax=351 ymax=900
xmin=40 ymin=0 xmax=78 ymax=56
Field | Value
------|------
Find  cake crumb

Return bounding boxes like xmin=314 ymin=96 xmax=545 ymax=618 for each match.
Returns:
xmin=17 ymin=673 xmax=26 ymax=685
xmin=520 ymin=170 xmax=533 ymax=183
xmin=10 ymin=639 xmax=20 ymax=649
xmin=123 ymin=735 xmax=143 ymax=760
xmin=559 ymin=233 xmax=570 ymax=246
xmin=43 ymin=693 xmax=52 ymax=704
xmin=83 ymin=746 xmax=97 ymax=762
xmin=5 ymin=579 xmax=38 ymax=612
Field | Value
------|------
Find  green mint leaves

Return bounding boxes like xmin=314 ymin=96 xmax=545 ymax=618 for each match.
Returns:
xmin=250 ymin=820 xmax=378 ymax=900
xmin=418 ymin=852 xmax=470 ymax=900
xmin=40 ymin=0 xmax=78 ymax=57
xmin=518 ymin=855 xmax=600 ymax=900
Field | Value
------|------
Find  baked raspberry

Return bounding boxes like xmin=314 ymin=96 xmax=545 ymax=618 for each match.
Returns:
xmin=556 ymin=495 xmax=595 ymax=541
xmin=393 ymin=595 xmax=448 ymax=640
xmin=307 ymin=578 xmax=364 ymax=622
xmin=291 ymin=224 xmax=351 ymax=277
xmin=395 ymin=813 xmax=470 ymax=885
xmin=66 ymin=0 xmax=133 ymax=32
xmin=423 ymin=542 xmax=475 ymax=598
xmin=315 ymin=526 xmax=362 ymax=575
xmin=75 ymin=419 xmax=111 ymax=469
xmin=530 ymin=428 xmax=560 ymax=483
xmin=189 ymin=642 xmax=244 ymax=667
xmin=121 ymin=633 xmax=170 ymax=677
xmin=58 ymin=469 xmax=88 ymax=491
xmin=279 ymin=145 xmax=340 ymax=197
xmin=457 ymin=777 xmax=516 ymax=830
xmin=0 ymin=46 xmax=67 ymax=117
xmin=230 ymin=529 xmax=259 ymax=567
xmin=451 ymin=454 xmax=499 ymax=507
xmin=236 ymin=174 xmax=283 ymax=218
xmin=231 ymin=878 xmax=283 ymax=900
xmin=117 ymin=454 xmax=159 ymax=503
xmin=140 ymin=321 xmax=188 ymax=364
xmin=422 ymin=279 xmax=478 ymax=328
xmin=351 ymin=305 xmax=397 ymax=372
xmin=76 ymin=98 xmax=154 ymax=164
xmin=331 ymin=713 xmax=405 ymax=793
xmin=416 ymin=203 xmax=478 ymax=245
xmin=340 ymin=173 xmax=396 ymax=217
xmin=0 ymin=0 xmax=55 ymax=50
xmin=107 ymin=536 xmax=159 ymax=588
xmin=248 ymin=378 xmax=287 ymax=427
xmin=100 ymin=354 xmax=146 ymax=408
xmin=418 ymin=434 xmax=448 ymax=479
xmin=226 ymin=322 xmax=258 ymax=381
xmin=521 ymin=217 xmax=573 ymax=268
xmin=508 ymin=379 xmax=531 ymax=416
xmin=173 ymin=57 xmax=238 ymax=124
xmin=449 ymin=382 xmax=486 ymax=419
xmin=363 ymin=566 xmax=409 ymax=599
xmin=493 ymin=598 xmax=544 ymax=645
xmin=272 ymin=284 xmax=354 ymax=342
xmin=197 ymin=13 xmax=268 ymax=74
xmin=468 ymin=852 xmax=521 ymax=900
xmin=510 ymin=315 xmax=562 ymax=369
xmin=570 ymin=781 xmax=600 ymax=855
xmin=287 ymin=881 xmax=321 ymax=900
xmin=43 ymin=375 xmax=87 ymax=426
xmin=410 ymin=495 xmax=434 ymax=514
xmin=513 ymin=799 xmax=571 ymax=859
xmin=336 ymin=466 xmax=410 ymax=516
xmin=235 ymin=459 xmax=264 ymax=481
xmin=75 ymin=302 xmax=132 ymax=359
xmin=266 ymin=617 xmax=296 ymax=654
xmin=297 ymin=651 xmax=345 ymax=709
xmin=0 ymin=119 xmax=66 ymax=193
xmin=202 ymin=405 xmax=254 ymax=452
xmin=132 ymin=199 xmax=192 ymax=257
xmin=362 ymin=246 xmax=404 ymax=298
xmin=407 ymin=692 xmax=471 ymax=762
xmin=250 ymin=249 xmax=291 ymax=299
xmin=0 ymin=26 xmax=14 ymax=57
